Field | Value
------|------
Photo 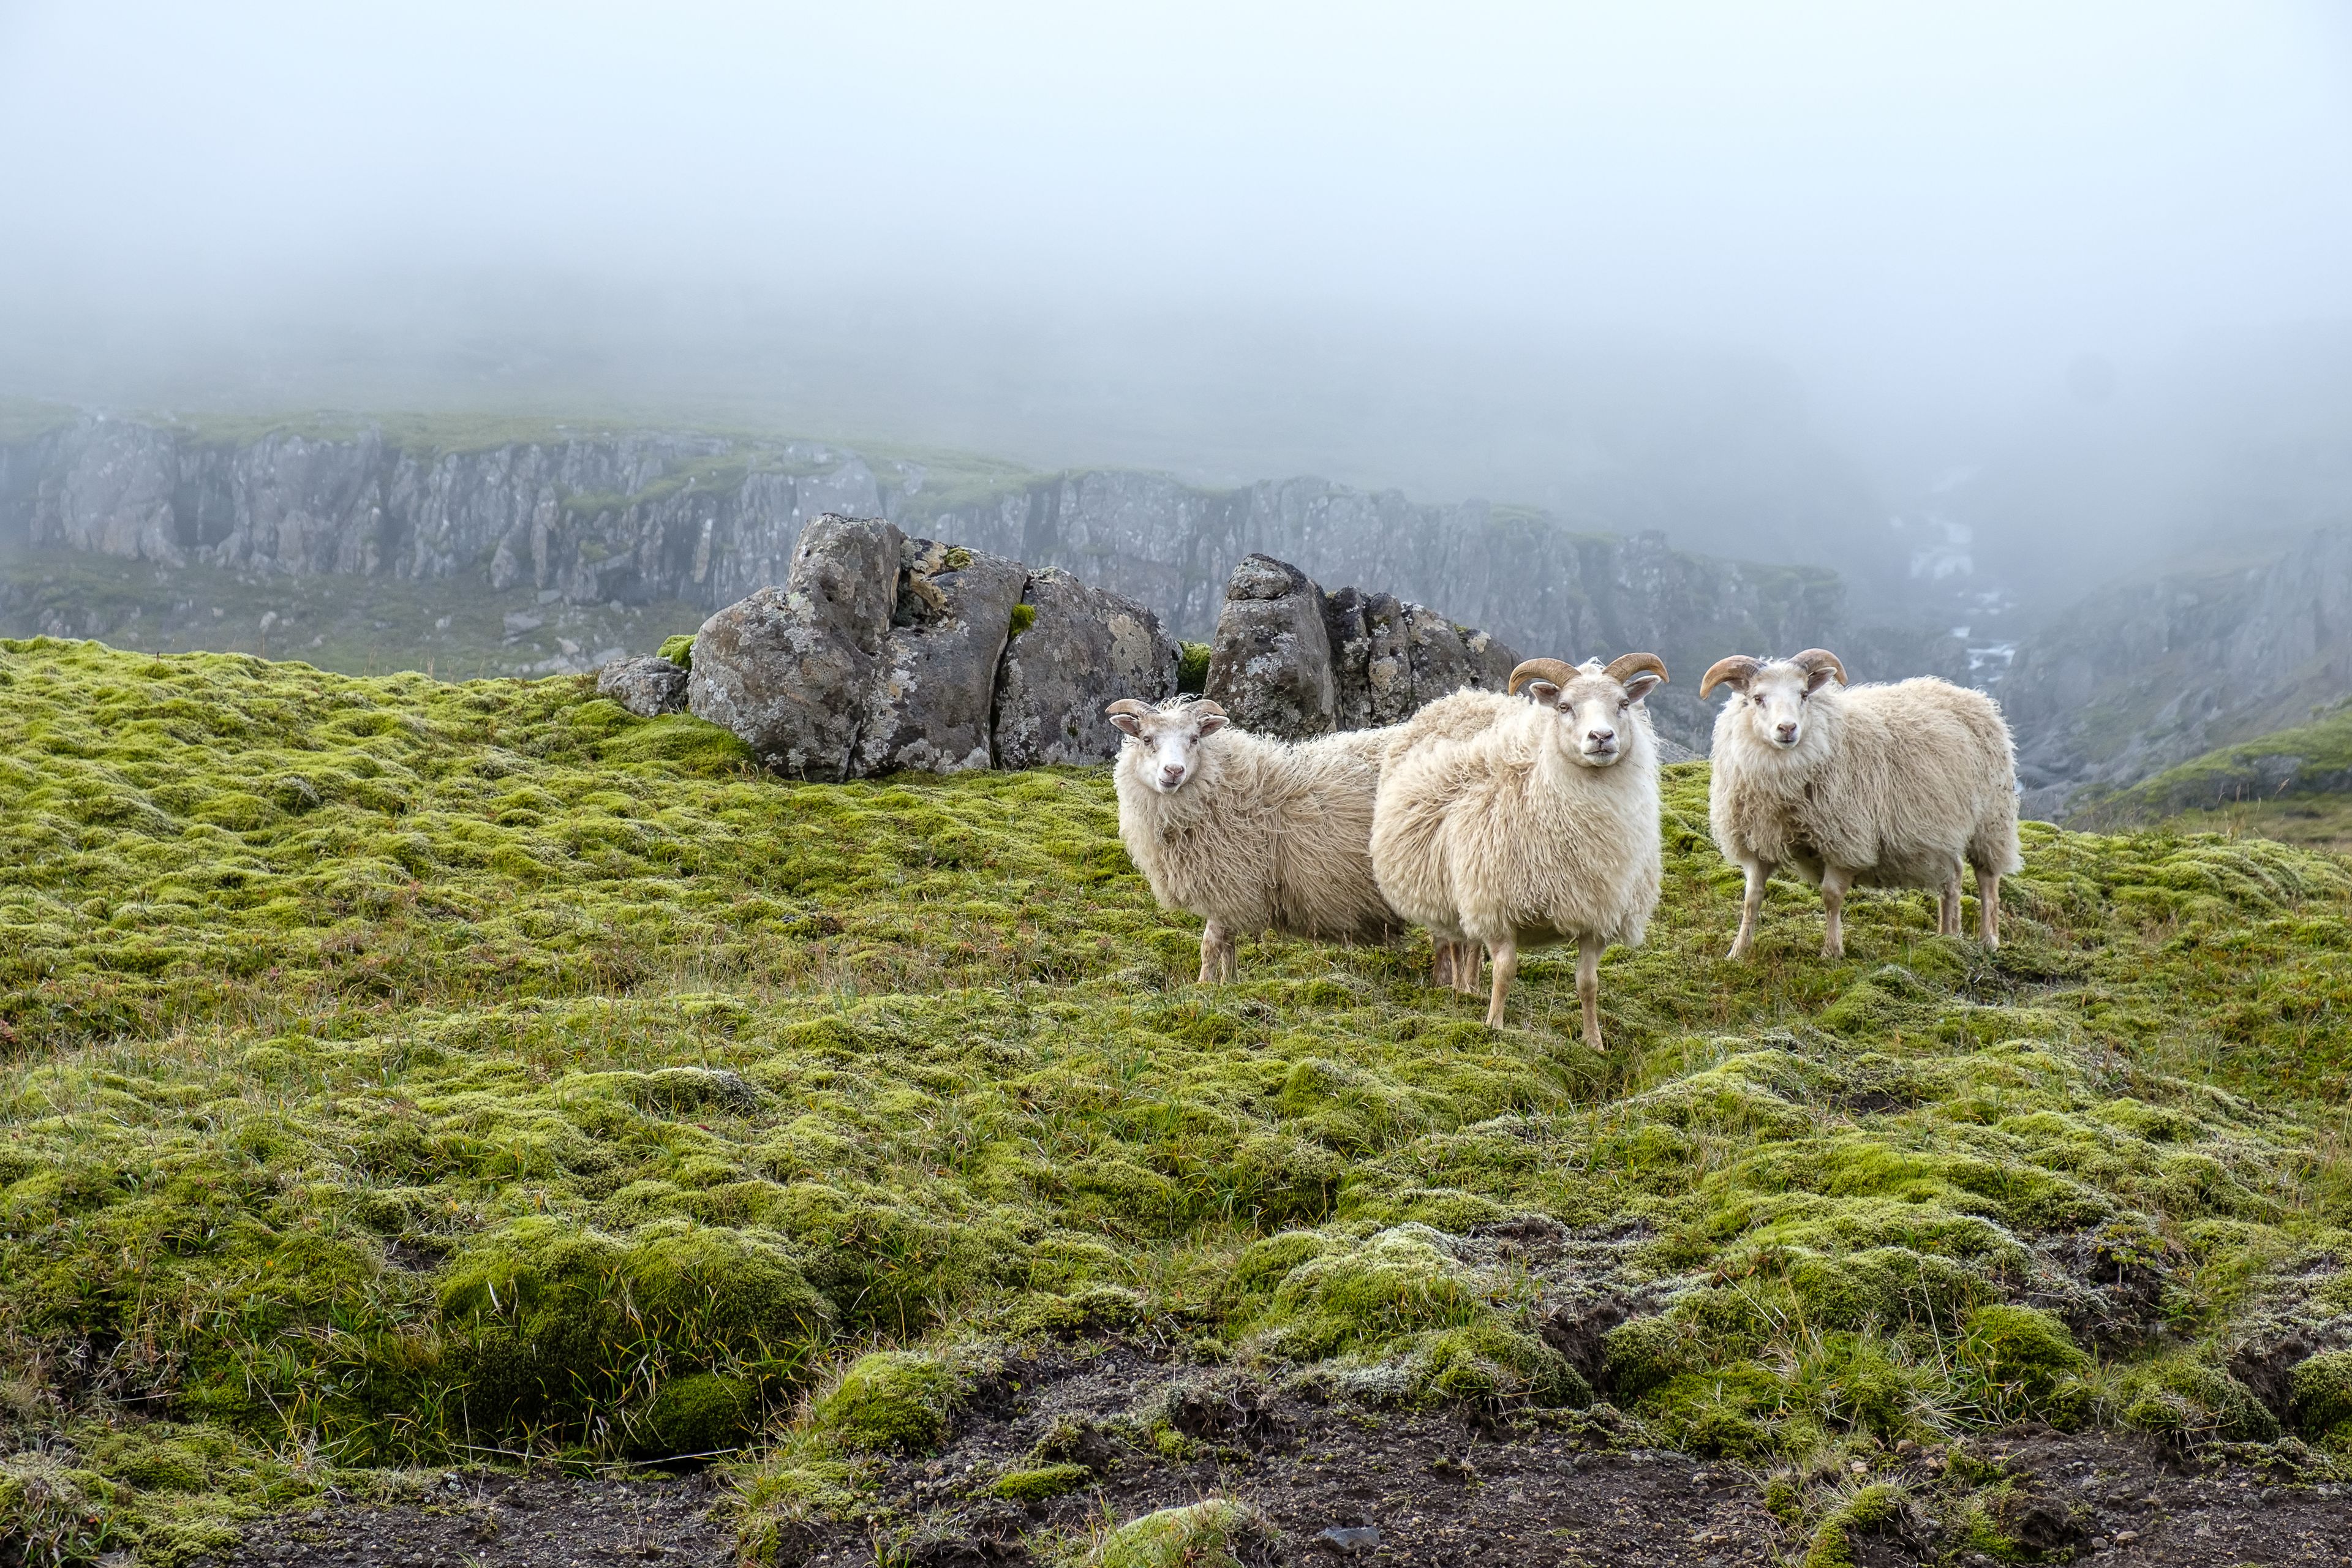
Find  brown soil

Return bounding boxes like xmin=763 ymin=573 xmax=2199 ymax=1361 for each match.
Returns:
xmin=206 ymin=1345 xmax=2352 ymax=1567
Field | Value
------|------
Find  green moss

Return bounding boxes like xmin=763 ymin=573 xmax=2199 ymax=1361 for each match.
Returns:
xmin=1092 ymin=1498 xmax=1279 ymax=1568
xmin=1176 ymin=642 xmax=1212 ymax=696
xmin=658 ymin=634 xmax=696 ymax=669
xmin=2113 ymin=1352 xmax=2280 ymax=1442
xmin=811 ymin=1351 xmax=962 ymax=1453
xmin=4 ymin=639 xmax=2352 ymax=1551
xmin=1007 ymin=603 xmax=1037 ymax=639
xmin=1800 ymin=1482 xmax=1909 ymax=1568
xmin=989 ymin=1462 xmax=1093 ymax=1502
xmin=2290 ymin=1349 xmax=2352 ymax=1447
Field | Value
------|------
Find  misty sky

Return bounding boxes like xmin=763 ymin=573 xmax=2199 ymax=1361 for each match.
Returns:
xmin=4 ymin=1 xmax=2351 ymax=522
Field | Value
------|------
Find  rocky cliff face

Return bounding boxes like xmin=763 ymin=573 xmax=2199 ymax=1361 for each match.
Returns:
xmin=0 ymin=413 xmax=1958 ymax=752
xmin=2002 ymin=524 xmax=2352 ymax=818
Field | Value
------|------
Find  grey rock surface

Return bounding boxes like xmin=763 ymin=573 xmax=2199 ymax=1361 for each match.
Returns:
xmin=597 ymin=655 xmax=690 ymax=718
xmin=854 ymin=539 xmax=1030 ymax=775
xmin=687 ymin=514 xmax=903 ymax=780
xmin=2002 ymin=524 xmax=2352 ymax=818
xmin=992 ymin=567 xmax=1179 ymax=768
xmin=1205 ymin=554 xmax=1340 ymax=739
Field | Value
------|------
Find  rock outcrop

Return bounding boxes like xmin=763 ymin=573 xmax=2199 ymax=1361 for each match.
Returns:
xmin=688 ymin=516 xmax=1178 ymax=779
xmin=1204 ymin=555 xmax=1521 ymax=742
xmin=597 ymin=655 xmax=689 ymax=718
xmin=854 ymin=540 xmax=1030 ymax=777
xmin=992 ymin=568 xmax=1180 ymax=769
xmin=688 ymin=516 xmax=905 ymax=780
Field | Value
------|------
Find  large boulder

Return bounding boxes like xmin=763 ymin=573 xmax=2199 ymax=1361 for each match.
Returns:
xmin=992 ymin=567 xmax=1179 ymax=767
xmin=853 ymin=538 xmax=1030 ymax=775
xmin=687 ymin=514 xmax=903 ymax=780
xmin=597 ymin=655 xmax=690 ymax=718
xmin=1204 ymin=554 xmax=1340 ymax=739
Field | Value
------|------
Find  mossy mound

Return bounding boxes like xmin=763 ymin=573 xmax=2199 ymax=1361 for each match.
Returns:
xmin=810 ymin=1351 xmax=963 ymax=1453
xmin=1091 ymin=1498 xmax=1281 ymax=1568
xmin=657 ymin=634 xmax=696 ymax=669
xmin=2290 ymin=1349 xmax=2352 ymax=1448
xmin=4 ymin=640 xmax=2352 ymax=1555
xmin=989 ymin=1462 xmax=1093 ymax=1502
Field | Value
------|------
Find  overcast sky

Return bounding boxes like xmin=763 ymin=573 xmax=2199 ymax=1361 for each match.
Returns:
xmin=4 ymin=1 xmax=2350 ymax=503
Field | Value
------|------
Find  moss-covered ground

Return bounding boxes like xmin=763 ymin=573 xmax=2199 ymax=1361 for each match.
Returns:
xmin=3 ymin=636 xmax=2351 ymax=1563
xmin=2076 ymin=701 xmax=2352 ymax=853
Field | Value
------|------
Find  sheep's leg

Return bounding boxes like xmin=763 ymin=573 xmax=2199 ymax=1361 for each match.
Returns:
xmin=1577 ymin=935 xmax=1605 ymax=1053
xmin=1484 ymin=939 xmax=1518 ymax=1029
xmin=1452 ymin=940 xmax=1483 ymax=997
xmin=1820 ymin=867 xmax=1853 ymax=959
xmin=1199 ymin=919 xmax=1234 ymax=984
xmin=1431 ymin=938 xmax=1454 ymax=990
xmin=1977 ymin=870 xmax=2002 ymax=948
xmin=1728 ymin=859 xmax=1773 ymax=960
xmin=1939 ymin=874 xmax=1963 ymax=937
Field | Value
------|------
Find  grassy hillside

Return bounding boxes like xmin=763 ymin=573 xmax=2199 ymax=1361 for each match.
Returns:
xmin=2075 ymin=703 xmax=2352 ymax=851
xmin=3 ymin=638 xmax=2351 ymax=1564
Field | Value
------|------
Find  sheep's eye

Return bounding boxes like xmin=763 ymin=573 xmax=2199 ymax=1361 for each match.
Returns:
xmin=1618 ymin=698 xmax=1630 ymax=709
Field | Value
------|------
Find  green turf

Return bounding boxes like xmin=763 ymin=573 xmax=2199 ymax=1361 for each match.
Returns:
xmin=1 ymin=636 xmax=2349 ymax=1563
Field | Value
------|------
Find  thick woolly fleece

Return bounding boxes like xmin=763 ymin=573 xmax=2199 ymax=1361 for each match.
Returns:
xmin=1369 ymin=688 xmax=1664 ymax=956
xmin=1708 ymin=677 xmax=2023 ymax=891
xmin=1112 ymin=706 xmax=1403 ymax=946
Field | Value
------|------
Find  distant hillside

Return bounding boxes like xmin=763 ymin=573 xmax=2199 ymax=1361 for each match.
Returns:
xmin=2002 ymin=523 xmax=2352 ymax=819
xmin=2070 ymin=701 xmax=2352 ymax=849
xmin=0 ymin=405 xmax=1962 ymax=750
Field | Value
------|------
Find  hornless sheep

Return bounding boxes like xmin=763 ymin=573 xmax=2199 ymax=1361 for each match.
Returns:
xmin=1370 ymin=654 xmax=1668 ymax=1046
xmin=1376 ymin=686 xmax=1528 ymax=989
xmin=1700 ymin=649 xmax=2021 ymax=960
xmin=1106 ymin=696 xmax=1399 ymax=982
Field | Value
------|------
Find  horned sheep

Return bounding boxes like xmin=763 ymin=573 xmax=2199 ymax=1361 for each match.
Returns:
xmin=1106 ymin=696 xmax=1400 ymax=982
xmin=1370 ymin=654 xmax=1668 ymax=1047
xmin=1700 ymin=649 xmax=2021 ymax=960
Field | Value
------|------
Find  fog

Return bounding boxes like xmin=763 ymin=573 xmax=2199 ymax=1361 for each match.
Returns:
xmin=5 ymin=1 xmax=2352 ymax=612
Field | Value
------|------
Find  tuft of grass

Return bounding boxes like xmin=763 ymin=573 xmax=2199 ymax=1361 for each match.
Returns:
xmin=2 ymin=639 xmax=2351 ymax=1559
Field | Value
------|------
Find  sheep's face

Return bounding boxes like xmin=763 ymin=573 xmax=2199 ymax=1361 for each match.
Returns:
xmin=1107 ymin=702 xmax=1227 ymax=793
xmin=1723 ymin=660 xmax=1837 ymax=750
xmin=1520 ymin=666 xmax=1661 ymax=767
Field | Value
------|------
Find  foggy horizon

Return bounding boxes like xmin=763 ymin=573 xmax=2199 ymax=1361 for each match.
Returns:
xmin=6 ymin=1 xmax=2352 ymax=600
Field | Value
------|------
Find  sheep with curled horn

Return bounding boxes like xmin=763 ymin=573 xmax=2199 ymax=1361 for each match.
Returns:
xmin=1104 ymin=695 xmax=1403 ymax=982
xmin=1370 ymin=653 xmax=1668 ymax=1046
xmin=1700 ymin=649 xmax=2021 ymax=960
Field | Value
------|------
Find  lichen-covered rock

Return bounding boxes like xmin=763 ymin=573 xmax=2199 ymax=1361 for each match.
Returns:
xmin=992 ymin=567 xmax=1179 ymax=767
xmin=597 ymin=654 xmax=689 ymax=718
xmin=855 ymin=539 xmax=1030 ymax=775
xmin=1325 ymin=587 xmax=1519 ymax=728
xmin=1204 ymin=554 xmax=1338 ymax=739
xmin=687 ymin=514 xmax=903 ymax=780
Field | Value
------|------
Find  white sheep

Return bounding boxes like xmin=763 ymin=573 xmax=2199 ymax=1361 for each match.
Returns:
xmin=1376 ymin=685 xmax=1529 ymax=990
xmin=1370 ymin=654 xmax=1668 ymax=1046
xmin=1700 ymin=649 xmax=2022 ymax=960
xmin=1106 ymin=696 xmax=1399 ymax=981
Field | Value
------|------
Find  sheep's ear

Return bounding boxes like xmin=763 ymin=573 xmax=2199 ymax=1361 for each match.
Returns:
xmin=1194 ymin=713 xmax=1229 ymax=736
xmin=1107 ymin=712 xmax=1144 ymax=736
xmin=1620 ymin=672 xmax=1663 ymax=704
xmin=1803 ymin=664 xmax=1841 ymax=695
xmin=1522 ymin=680 xmax=1561 ymax=704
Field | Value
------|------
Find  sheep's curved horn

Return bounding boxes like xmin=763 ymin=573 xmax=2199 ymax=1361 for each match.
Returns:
xmin=1789 ymin=649 xmax=1849 ymax=686
xmin=1509 ymin=658 xmax=1577 ymax=695
xmin=1185 ymin=699 xmax=1227 ymax=717
xmin=1603 ymin=652 xmax=1668 ymax=687
xmin=1700 ymin=655 xmax=1761 ymax=698
xmin=1104 ymin=698 xmax=1153 ymax=718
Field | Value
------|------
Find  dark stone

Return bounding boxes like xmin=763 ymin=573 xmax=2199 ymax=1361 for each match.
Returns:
xmin=854 ymin=538 xmax=1030 ymax=775
xmin=992 ymin=566 xmax=1179 ymax=767
xmin=1205 ymin=554 xmax=1338 ymax=739
xmin=597 ymin=655 xmax=689 ymax=717
xmin=687 ymin=514 xmax=902 ymax=780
